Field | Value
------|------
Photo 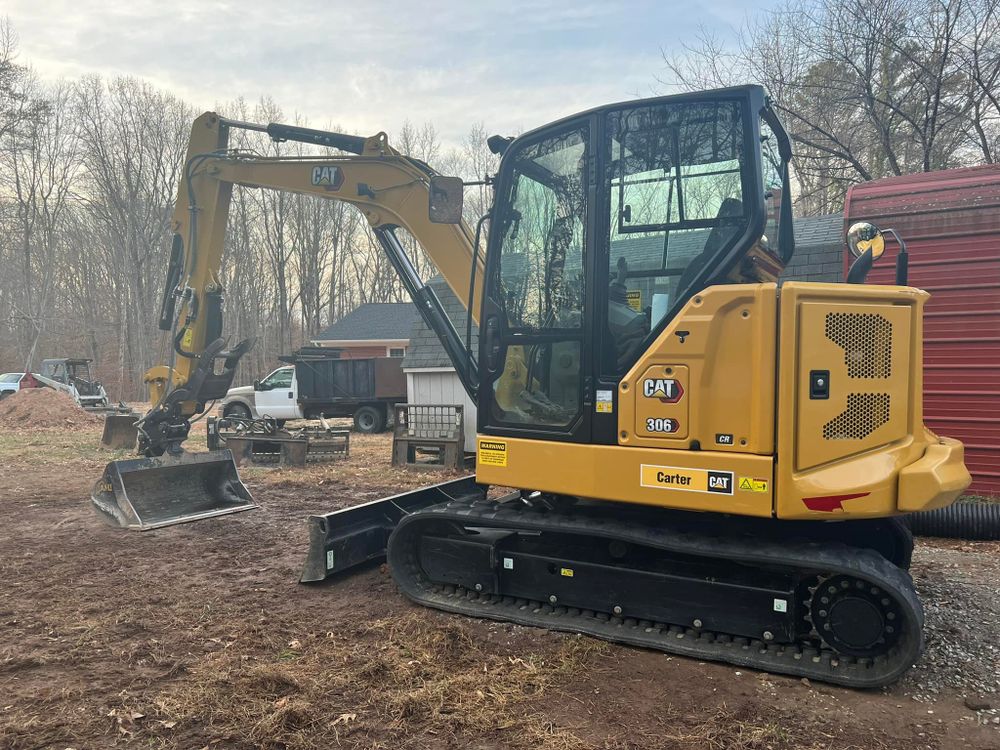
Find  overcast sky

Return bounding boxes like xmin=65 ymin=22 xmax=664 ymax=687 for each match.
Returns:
xmin=5 ymin=0 xmax=765 ymax=146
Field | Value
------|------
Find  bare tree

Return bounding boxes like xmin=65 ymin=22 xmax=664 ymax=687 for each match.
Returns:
xmin=662 ymin=0 xmax=1000 ymax=214
xmin=0 ymin=79 xmax=79 ymax=368
xmin=72 ymin=75 xmax=194 ymax=396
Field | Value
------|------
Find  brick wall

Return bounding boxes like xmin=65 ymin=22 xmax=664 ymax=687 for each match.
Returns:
xmin=780 ymin=214 xmax=845 ymax=283
xmin=780 ymin=241 xmax=844 ymax=283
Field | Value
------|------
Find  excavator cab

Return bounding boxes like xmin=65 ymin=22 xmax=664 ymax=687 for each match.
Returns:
xmin=476 ymin=86 xmax=792 ymax=440
xmin=305 ymin=86 xmax=796 ymax=573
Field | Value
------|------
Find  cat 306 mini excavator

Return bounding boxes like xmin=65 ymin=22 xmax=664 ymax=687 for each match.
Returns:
xmin=92 ymin=85 xmax=970 ymax=688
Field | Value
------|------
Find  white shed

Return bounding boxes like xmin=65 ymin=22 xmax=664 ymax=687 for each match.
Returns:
xmin=401 ymin=277 xmax=479 ymax=453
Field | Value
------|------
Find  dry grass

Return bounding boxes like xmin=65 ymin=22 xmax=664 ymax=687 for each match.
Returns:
xmin=147 ymin=613 xmax=607 ymax=750
xmin=239 ymin=430 xmax=467 ymax=494
xmin=0 ymin=422 xmax=945 ymax=750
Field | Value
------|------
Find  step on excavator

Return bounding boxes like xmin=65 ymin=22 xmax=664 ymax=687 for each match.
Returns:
xmin=91 ymin=85 xmax=971 ymax=686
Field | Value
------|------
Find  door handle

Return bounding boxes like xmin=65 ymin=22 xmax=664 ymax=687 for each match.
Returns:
xmin=288 ymin=392 xmax=294 ymax=398
xmin=484 ymin=316 xmax=502 ymax=372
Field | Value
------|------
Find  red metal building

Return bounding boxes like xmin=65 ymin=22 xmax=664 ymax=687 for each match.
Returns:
xmin=845 ymin=165 xmax=1000 ymax=496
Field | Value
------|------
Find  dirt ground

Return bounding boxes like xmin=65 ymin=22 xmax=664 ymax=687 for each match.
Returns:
xmin=1 ymin=421 xmax=999 ymax=750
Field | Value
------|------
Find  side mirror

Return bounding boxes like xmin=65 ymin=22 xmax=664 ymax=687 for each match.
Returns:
xmin=428 ymin=175 xmax=464 ymax=224
xmin=846 ymin=221 xmax=909 ymax=285
xmin=847 ymin=222 xmax=886 ymax=260
xmin=846 ymin=221 xmax=885 ymax=284
xmin=253 ymin=379 xmax=262 ymax=391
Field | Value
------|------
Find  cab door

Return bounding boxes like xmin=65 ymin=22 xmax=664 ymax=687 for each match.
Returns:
xmin=254 ymin=366 xmax=297 ymax=420
xmin=478 ymin=120 xmax=594 ymax=443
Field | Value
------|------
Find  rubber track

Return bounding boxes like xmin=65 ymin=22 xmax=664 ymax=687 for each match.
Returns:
xmin=387 ymin=495 xmax=924 ymax=689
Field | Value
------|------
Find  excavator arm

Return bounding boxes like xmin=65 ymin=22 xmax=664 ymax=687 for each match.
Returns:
xmin=92 ymin=112 xmax=488 ymax=531
xmin=141 ymin=112 xmax=484 ymax=457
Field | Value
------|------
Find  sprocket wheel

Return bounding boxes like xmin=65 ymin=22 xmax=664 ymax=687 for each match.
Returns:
xmin=810 ymin=574 xmax=902 ymax=657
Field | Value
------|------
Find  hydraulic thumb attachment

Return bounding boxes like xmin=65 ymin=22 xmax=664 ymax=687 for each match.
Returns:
xmin=91 ymin=337 xmax=258 ymax=531
xmin=137 ymin=337 xmax=256 ymax=457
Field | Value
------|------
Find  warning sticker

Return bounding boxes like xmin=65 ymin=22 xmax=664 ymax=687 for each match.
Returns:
xmin=738 ymin=477 xmax=769 ymax=493
xmin=626 ymin=290 xmax=642 ymax=312
xmin=595 ymin=389 xmax=614 ymax=414
xmin=640 ymin=465 xmax=734 ymax=495
xmin=478 ymin=439 xmax=508 ymax=467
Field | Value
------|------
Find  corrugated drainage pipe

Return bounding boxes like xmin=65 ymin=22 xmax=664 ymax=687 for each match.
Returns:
xmin=906 ymin=501 xmax=1000 ymax=541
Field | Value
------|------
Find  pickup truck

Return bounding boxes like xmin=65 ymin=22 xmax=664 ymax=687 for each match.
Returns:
xmin=220 ymin=354 xmax=406 ymax=433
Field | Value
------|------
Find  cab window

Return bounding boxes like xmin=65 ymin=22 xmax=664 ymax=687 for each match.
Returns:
xmin=603 ymin=99 xmax=750 ymax=375
xmin=490 ymin=125 xmax=588 ymax=428
xmin=262 ymin=368 xmax=293 ymax=389
xmin=759 ymin=114 xmax=785 ymax=258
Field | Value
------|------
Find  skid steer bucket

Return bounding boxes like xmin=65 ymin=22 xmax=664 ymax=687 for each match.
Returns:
xmin=101 ymin=413 xmax=139 ymax=449
xmin=91 ymin=450 xmax=256 ymax=530
xmin=300 ymin=475 xmax=484 ymax=582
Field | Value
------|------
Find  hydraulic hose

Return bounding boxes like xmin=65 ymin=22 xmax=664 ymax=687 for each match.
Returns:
xmin=906 ymin=501 xmax=1000 ymax=541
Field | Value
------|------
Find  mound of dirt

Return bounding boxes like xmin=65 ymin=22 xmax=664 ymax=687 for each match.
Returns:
xmin=0 ymin=387 xmax=103 ymax=429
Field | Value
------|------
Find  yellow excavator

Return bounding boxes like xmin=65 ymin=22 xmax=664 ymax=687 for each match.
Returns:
xmin=92 ymin=85 xmax=970 ymax=687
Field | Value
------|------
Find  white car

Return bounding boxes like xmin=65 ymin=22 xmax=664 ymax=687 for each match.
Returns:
xmin=0 ymin=372 xmax=37 ymax=399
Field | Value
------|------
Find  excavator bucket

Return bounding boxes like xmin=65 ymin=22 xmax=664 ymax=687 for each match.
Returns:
xmin=91 ymin=450 xmax=256 ymax=531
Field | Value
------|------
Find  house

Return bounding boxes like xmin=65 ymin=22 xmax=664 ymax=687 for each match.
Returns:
xmin=311 ymin=303 xmax=418 ymax=359
xmin=780 ymin=214 xmax=846 ymax=282
xmin=401 ymin=215 xmax=845 ymax=454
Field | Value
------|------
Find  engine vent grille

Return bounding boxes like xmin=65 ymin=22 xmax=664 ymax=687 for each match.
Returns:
xmin=825 ymin=313 xmax=892 ymax=379
xmin=823 ymin=393 xmax=890 ymax=440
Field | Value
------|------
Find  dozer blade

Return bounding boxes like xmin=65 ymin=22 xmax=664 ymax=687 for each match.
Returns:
xmin=300 ymin=475 xmax=484 ymax=582
xmin=101 ymin=413 xmax=139 ymax=449
xmin=91 ymin=450 xmax=257 ymax=531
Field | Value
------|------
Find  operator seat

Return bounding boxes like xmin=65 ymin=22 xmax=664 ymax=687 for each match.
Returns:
xmin=676 ymin=197 xmax=745 ymax=294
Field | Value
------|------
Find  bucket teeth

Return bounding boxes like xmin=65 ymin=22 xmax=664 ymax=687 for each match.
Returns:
xmin=91 ymin=449 xmax=256 ymax=530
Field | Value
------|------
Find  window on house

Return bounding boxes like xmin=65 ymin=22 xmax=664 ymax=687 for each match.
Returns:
xmin=389 ymin=347 xmax=405 ymax=358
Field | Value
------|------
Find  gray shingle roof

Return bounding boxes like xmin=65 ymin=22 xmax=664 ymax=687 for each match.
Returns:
xmin=793 ymin=214 xmax=844 ymax=247
xmin=402 ymin=214 xmax=846 ymax=370
xmin=402 ymin=278 xmax=478 ymax=369
xmin=313 ymin=303 xmax=418 ymax=342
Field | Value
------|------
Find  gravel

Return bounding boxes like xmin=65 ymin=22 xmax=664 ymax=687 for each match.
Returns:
xmin=893 ymin=539 xmax=1000 ymax=720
